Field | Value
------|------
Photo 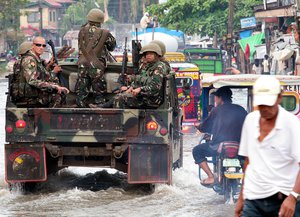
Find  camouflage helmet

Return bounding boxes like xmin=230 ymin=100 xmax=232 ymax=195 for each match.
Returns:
xmin=18 ymin=41 xmax=32 ymax=55
xmin=87 ymin=8 xmax=104 ymax=23
xmin=140 ymin=43 xmax=162 ymax=56
xmin=150 ymin=40 xmax=166 ymax=56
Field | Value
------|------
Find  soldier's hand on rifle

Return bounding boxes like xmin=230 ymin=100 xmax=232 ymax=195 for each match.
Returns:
xmin=120 ymin=86 xmax=129 ymax=92
xmin=125 ymin=86 xmax=133 ymax=93
xmin=54 ymin=85 xmax=69 ymax=94
xmin=132 ymin=87 xmax=141 ymax=96
xmin=53 ymin=65 xmax=62 ymax=74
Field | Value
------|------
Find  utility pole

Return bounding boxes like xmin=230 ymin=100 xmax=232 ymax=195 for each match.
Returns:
xmin=39 ymin=0 xmax=43 ymax=37
xmin=226 ymin=0 xmax=235 ymax=68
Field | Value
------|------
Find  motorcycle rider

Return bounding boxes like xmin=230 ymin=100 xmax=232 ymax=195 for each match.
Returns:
xmin=193 ymin=86 xmax=247 ymax=186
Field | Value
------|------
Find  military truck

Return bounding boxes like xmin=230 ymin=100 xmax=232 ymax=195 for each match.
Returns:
xmin=5 ymin=62 xmax=183 ymax=190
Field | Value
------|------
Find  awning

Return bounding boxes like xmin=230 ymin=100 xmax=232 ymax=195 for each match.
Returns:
xmin=272 ymin=48 xmax=295 ymax=61
xmin=202 ymin=74 xmax=300 ymax=88
xmin=255 ymin=6 xmax=294 ymax=18
xmin=238 ymin=33 xmax=265 ymax=61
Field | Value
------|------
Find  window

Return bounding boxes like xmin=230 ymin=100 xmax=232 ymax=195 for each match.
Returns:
xmin=52 ymin=11 xmax=56 ymax=22
xmin=49 ymin=11 xmax=52 ymax=21
xmin=175 ymin=77 xmax=193 ymax=88
xmin=281 ymin=95 xmax=296 ymax=111
xmin=27 ymin=12 xmax=40 ymax=23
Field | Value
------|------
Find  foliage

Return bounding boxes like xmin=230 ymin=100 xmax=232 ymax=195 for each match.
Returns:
xmin=0 ymin=0 xmax=29 ymax=53
xmin=60 ymin=0 xmax=116 ymax=36
xmin=0 ymin=0 xmax=29 ymax=31
xmin=107 ymin=0 xmax=158 ymax=23
xmin=147 ymin=0 xmax=261 ymax=36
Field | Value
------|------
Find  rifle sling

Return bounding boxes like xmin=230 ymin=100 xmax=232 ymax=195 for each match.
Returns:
xmin=79 ymin=26 xmax=109 ymax=73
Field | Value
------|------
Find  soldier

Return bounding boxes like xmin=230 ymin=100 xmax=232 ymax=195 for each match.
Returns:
xmin=76 ymin=8 xmax=116 ymax=108
xmin=10 ymin=41 xmax=33 ymax=102
xmin=21 ymin=36 xmax=69 ymax=107
xmin=149 ymin=40 xmax=171 ymax=75
xmin=18 ymin=41 xmax=32 ymax=56
xmin=92 ymin=43 xmax=166 ymax=108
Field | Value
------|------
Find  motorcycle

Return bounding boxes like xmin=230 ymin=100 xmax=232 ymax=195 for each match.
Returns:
xmin=198 ymin=133 xmax=243 ymax=203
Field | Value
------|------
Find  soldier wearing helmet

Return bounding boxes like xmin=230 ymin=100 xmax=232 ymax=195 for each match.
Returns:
xmin=91 ymin=43 xmax=167 ymax=108
xmin=76 ymin=8 xmax=116 ymax=108
xmin=18 ymin=41 xmax=32 ymax=56
xmin=149 ymin=40 xmax=171 ymax=75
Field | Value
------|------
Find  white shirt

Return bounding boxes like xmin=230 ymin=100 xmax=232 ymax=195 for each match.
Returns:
xmin=263 ymin=59 xmax=269 ymax=73
xmin=239 ymin=106 xmax=300 ymax=200
xmin=140 ymin=16 xmax=151 ymax=29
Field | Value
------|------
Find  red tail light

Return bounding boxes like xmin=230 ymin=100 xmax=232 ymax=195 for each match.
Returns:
xmin=6 ymin=125 xmax=13 ymax=133
xmin=16 ymin=120 xmax=26 ymax=128
xmin=146 ymin=121 xmax=158 ymax=131
xmin=159 ymin=127 xmax=168 ymax=136
xmin=224 ymin=146 xmax=239 ymax=158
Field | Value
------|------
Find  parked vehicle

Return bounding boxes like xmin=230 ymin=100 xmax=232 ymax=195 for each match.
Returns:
xmin=165 ymin=52 xmax=186 ymax=63
xmin=171 ymin=62 xmax=201 ymax=133
xmin=199 ymin=74 xmax=300 ymax=202
xmin=184 ymin=48 xmax=225 ymax=75
xmin=5 ymin=61 xmax=183 ymax=192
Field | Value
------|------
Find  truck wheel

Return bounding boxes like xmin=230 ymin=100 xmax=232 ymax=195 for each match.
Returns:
xmin=140 ymin=184 xmax=155 ymax=194
xmin=9 ymin=182 xmax=37 ymax=193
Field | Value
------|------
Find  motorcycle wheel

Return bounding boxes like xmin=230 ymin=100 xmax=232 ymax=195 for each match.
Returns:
xmin=223 ymin=178 xmax=232 ymax=203
xmin=231 ymin=179 xmax=241 ymax=203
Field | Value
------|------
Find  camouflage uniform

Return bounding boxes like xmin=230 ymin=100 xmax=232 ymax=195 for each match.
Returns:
xmin=21 ymin=50 xmax=63 ymax=107
xmin=76 ymin=23 xmax=116 ymax=107
xmin=114 ymin=60 xmax=166 ymax=108
xmin=149 ymin=40 xmax=171 ymax=75
xmin=160 ymin=57 xmax=171 ymax=75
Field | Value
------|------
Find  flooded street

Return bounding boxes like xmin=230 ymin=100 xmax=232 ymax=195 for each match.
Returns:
xmin=0 ymin=80 xmax=234 ymax=217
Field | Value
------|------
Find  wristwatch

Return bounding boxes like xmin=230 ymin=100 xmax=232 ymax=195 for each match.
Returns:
xmin=290 ymin=191 xmax=300 ymax=200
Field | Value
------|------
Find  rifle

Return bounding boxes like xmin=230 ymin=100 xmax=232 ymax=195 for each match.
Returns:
xmin=118 ymin=37 xmax=128 ymax=86
xmin=47 ymin=40 xmax=68 ymax=88
xmin=132 ymin=28 xmax=142 ymax=74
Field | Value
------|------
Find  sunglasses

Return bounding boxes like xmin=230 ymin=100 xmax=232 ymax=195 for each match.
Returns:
xmin=34 ymin=43 xmax=47 ymax=48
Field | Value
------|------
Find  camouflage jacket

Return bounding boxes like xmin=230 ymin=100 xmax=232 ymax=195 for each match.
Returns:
xmin=22 ymin=51 xmax=59 ymax=91
xmin=138 ymin=57 xmax=170 ymax=75
xmin=160 ymin=57 xmax=171 ymax=75
xmin=78 ymin=23 xmax=116 ymax=65
xmin=131 ymin=60 xmax=166 ymax=98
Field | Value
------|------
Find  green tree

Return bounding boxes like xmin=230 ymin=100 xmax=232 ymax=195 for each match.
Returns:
xmin=147 ymin=0 xmax=260 ymax=36
xmin=61 ymin=0 xmax=116 ymax=36
xmin=0 ymin=0 xmax=29 ymax=52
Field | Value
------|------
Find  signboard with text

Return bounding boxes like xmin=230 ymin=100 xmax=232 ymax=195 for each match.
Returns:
xmin=240 ymin=17 xmax=256 ymax=29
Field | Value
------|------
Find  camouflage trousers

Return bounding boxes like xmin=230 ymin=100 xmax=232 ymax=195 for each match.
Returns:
xmin=113 ymin=93 xmax=142 ymax=108
xmin=76 ymin=67 xmax=107 ymax=107
xmin=39 ymin=91 xmax=65 ymax=108
xmin=113 ymin=92 xmax=161 ymax=109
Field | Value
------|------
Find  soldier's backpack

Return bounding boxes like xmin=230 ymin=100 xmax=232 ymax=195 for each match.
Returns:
xmin=9 ymin=58 xmax=24 ymax=103
xmin=9 ymin=56 xmax=39 ymax=105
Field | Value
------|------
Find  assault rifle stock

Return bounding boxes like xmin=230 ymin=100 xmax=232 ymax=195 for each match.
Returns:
xmin=47 ymin=40 xmax=68 ymax=87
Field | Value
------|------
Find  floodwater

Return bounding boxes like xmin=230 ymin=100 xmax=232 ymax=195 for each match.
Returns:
xmin=0 ymin=80 xmax=234 ymax=217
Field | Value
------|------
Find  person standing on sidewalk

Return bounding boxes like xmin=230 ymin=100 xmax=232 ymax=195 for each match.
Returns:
xmin=235 ymin=76 xmax=300 ymax=217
